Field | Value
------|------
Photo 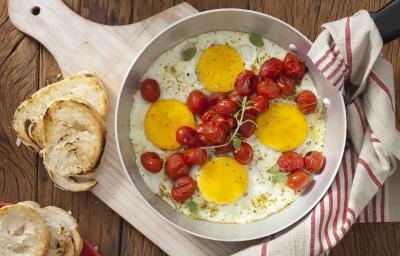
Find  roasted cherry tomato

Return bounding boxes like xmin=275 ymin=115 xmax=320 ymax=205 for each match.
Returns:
xmin=282 ymin=52 xmax=306 ymax=81
xmin=277 ymin=75 xmax=295 ymax=96
xmin=184 ymin=147 xmax=207 ymax=166
xmin=234 ymin=70 xmax=257 ymax=96
xmin=208 ymin=92 xmax=228 ymax=106
xmin=176 ymin=126 xmax=198 ymax=147
xmin=296 ymin=90 xmax=318 ymax=114
xmin=215 ymin=141 xmax=234 ymax=154
xmin=171 ymin=176 xmax=196 ymax=202
xmin=166 ymin=153 xmax=189 ymax=180
xmin=278 ymin=152 xmax=305 ymax=172
xmin=239 ymin=113 xmax=256 ymax=138
xmin=259 ymin=58 xmax=283 ymax=80
xmin=140 ymin=79 xmax=160 ymax=103
xmin=140 ymin=152 xmax=163 ymax=173
xmin=196 ymin=123 xmax=212 ymax=146
xmin=248 ymin=94 xmax=269 ymax=115
xmin=187 ymin=90 xmax=208 ymax=114
xmin=233 ymin=141 xmax=253 ymax=165
xmin=202 ymin=121 xmax=226 ymax=144
xmin=200 ymin=108 xmax=216 ymax=122
xmin=287 ymin=170 xmax=311 ymax=190
xmin=215 ymin=99 xmax=239 ymax=116
xmin=304 ymin=151 xmax=325 ymax=172
xmin=226 ymin=117 xmax=236 ymax=130
xmin=210 ymin=114 xmax=230 ymax=132
xmin=228 ymin=91 xmax=243 ymax=104
xmin=256 ymin=78 xmax=281 ymax=99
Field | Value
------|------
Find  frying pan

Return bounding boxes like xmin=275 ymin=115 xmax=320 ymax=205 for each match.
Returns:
xmin=115 ymin=1 xmax=400 ymax=241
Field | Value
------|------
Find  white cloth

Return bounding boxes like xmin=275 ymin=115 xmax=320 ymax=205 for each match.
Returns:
xmin=235 ymin=10 xmax=400 ymax=256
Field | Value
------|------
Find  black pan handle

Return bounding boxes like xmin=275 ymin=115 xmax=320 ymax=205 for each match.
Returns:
xmin=370 ymin=0 xmax=400 ymax=44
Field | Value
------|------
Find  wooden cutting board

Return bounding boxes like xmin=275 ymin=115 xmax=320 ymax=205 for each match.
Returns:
xmin=8 ymin=1 xmax=259 ymax=255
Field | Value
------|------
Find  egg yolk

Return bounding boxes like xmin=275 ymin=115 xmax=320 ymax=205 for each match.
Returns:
xmin=144 ymin=99 xmax=195 ymax=150
xmin=198 ymin=157 xmax=248 ymax=204
xmin=256 ymin=103 xmax=308 ymax=152
xmin=196 ymin=45 xmax=244 ymax=92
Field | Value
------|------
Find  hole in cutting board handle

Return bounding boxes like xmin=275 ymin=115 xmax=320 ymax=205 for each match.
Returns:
xmin=31 ymin=6 xmax=40 ymax=16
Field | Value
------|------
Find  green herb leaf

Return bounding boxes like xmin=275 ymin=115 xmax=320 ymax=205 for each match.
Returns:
xmin=267 ymin=164 xmax=280 ymax=174
xmin=187 ymin=200 xmax=198 ymax=215
xmin=182 ymin=47 xmax=197 ymax=61
xmin=233 ymin=136 xmax=242 ymax=151
xmin=249 ymin=33 xmax=264 ymax=47
xmin=272 ymin=172 xmax=288 ymax=184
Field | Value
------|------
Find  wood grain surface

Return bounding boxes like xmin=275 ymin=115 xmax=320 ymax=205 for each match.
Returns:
xmin=0 ymin=0 xmax=399 ymax=255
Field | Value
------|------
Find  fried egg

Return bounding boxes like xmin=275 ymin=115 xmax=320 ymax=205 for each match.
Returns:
xmin=129 ymin=31 xmax=326 ymax=223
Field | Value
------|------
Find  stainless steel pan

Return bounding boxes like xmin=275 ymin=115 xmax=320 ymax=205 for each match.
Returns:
xmin=115 ymin=4 xmax=398 ymax=241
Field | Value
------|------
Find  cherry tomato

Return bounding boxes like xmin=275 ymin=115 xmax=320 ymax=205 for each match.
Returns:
xmin=140 ymin=79 xmax=160 ymax=103
xmin=234 ymin=70 xmax=257 ymax=96
xmin=209 ymin=114 xmax=230 ymax=132
xmin=215 ymin=141 xmax=234 ymax=154
xmin=184 ymin=148 xmax=207 ymax=166
xmin=248 ymin=94 xmax=269 ymax=115
xmin=287 ymin=170 xmax=311 ymax=190
xmin=196 ymin=123 xmax=212 ymax=146
xmin=233 ymin=142 xmax=253 ymax=165
xmin=239 ymin=113 xmax=256 ymax=138
xmin=140 ymin=152 xmax=163 ymax=173
xmin=282 ymin=52 xmax=306 ymax=81
xmin=259 ymin=58 xmax=283 ymax=80
xmin=278 ymin=152 xmax=305 ymax=172
xmin=166 ymin=153 xmax=189 ymax=180
xmin=202 ymin=121 xmax=227 ymax=144
xmin=215 ymin=99 xmax=239 ymax=116
xmin=277 ymin=75 xmax=295 ymax=96
xmin=304 ymin=151 xmax=325 ymax=172
xmin=296 ymin=90 xmax=318 ymax=114
xmin=256 ymin=78 xmax=281 ymax=99
xmin=171 ymin=176 xmax=196 ymax=202
xmin=187 ymin=90 xmax=208 ymax=114
xmin=226 ymin=117 xmax=236 ymax=130
xmin=228 ymin=91 xmax=243 ymax=104
xmin=200 ymin=108 xmax=216 ymax=122
xmin=208 ymin=92 xmax=228 ymax=106
xmin=176 ymin=126 xmax=198 ymax=147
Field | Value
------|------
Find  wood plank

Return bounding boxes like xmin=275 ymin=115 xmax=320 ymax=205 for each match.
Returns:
xmin=0 ymin=0 xmax=39 ymax=202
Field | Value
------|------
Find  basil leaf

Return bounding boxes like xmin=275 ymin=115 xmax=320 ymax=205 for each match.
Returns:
xmin=187 ymin=201 xmax=198 ymax=215
xmin=272 ymin=172 xmax=288 ymax=184
xmin=267 ymin=164 xmax=279 ymax=174
xmin=233 ymin=137 xmax=242 ymax=151
xmin=182 ymin=47 xmax=197 ymax=61
xmin=249 ymin=33 xmax=264 ymax=47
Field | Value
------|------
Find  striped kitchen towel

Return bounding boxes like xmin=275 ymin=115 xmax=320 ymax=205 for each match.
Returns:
xmin=235 ymin=10 xmax=400 ymax=256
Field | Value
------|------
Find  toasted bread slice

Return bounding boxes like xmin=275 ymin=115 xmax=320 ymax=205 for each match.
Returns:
xmin=12 ymin=71 xmax=108 ymax=151
xmin=44 ymin=206 xmax=83 ymax=256
xmin=0 ymin=204 xmax=50 ymax=256
xmin=17 ymin=202 xmax=75 ymax=256
xmin=42 ymin=98 xmax=105 ymax=191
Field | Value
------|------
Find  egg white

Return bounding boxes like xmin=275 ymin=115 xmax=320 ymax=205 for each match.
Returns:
xmin=129 ymin=31 xmax=326 ymax=223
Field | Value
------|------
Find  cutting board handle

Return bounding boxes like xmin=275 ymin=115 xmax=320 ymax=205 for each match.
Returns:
xmin=8 ymin=0 xmax=197 ymax=81
xmin=8 ymin=0 xmax=108 ymax=75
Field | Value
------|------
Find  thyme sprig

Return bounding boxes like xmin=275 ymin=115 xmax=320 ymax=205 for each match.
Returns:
xmin=201 ymin=96 xmax=257 ymax=151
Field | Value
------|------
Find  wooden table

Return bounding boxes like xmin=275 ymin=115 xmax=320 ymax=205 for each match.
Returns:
xmin=1 ymin=0 xmax=399 ymax=255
